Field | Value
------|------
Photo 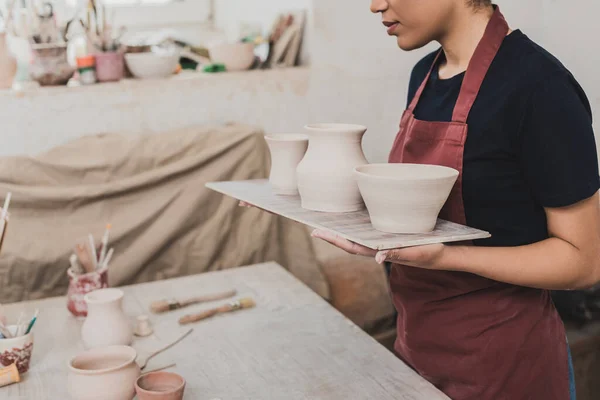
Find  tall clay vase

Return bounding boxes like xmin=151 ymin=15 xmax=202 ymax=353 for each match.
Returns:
xmin=297 ymin=123 xmax=369 ymax=212
xmin=81 ymin=288 xmax=133 ymax=349
xmin=265 ymin=134 xmax=309 ymax=195
xmin=0 ymin=33 xmax=17 ymax=89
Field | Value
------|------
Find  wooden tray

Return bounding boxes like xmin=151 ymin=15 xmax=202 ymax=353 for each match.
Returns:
xmin=206 ymin=180 xmax=491 ymax=250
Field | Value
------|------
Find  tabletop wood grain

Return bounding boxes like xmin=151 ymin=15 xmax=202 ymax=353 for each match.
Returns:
xmin=0 ymin=262 xmax=448 ymax=400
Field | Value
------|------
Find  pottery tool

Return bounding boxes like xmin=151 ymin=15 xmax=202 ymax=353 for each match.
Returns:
xmin=24 ymin=309 xmax=38 ymax=335
xmin=98 ymin=223 xmax=111 ymax=267
xmin=178 ymin=297 xmax=256 ymax=325
xmin=150 ymin=289 xmax=237 ymax=314
xmin=141 ymin=363 xmax=176 ymax=375
xmin=75 ymin=243 xmax=95 ymax=273
xmin=88 ymin=234 xmax=98 ymax=269
xmin=0 ymin=321 xmax=12 ymax=339
xmin=0 ymin=193 xmax=10 ymax=254
xmin=138 ymin=328 xmax=193 ymax=370
xmin=101 ymin=247 xmax=114 ymax=269
xmin=69 ymin=254 xmax=85 ymax=275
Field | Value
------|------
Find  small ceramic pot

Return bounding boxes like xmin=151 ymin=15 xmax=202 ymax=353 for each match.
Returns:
xmin=135 ymin=371 xmax=186 ymax=400
xmin=66 ymin=267 xmax=109 ymax=318
xmin=297 ymin=123 xmax=369 ymax=212
xmin=265 ymin=134 xmax=309 ymax=195
xmin=354 ymin=163 xmax=459 ymax=233
xmin=0 ymin=325 xmax=34 ymax=374
xmin=81 ymin=288 xmax=133 ymax=349
xmin=29 ymin=43 xmax=75 ymax=86
xmin=68 ymin=345 xmax=140 ymax=400
xmin=94 ymin=51 xmax=125 ymax=82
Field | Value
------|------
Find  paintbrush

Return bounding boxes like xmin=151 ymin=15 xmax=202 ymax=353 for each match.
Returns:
xmin=151 ymin=289 xmax=237 ymax=314
xmin=98 ymin=224 xmax=111 ymax=267
xmin=88 ymin=234 xmax=98 ymax=270
xmin=178 ymin=297 xmax=255 ymax=325
xmin=0 ymin=192 xmax=11 ymax=253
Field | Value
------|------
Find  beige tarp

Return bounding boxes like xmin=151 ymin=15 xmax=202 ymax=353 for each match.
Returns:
xmin=0 ymin=124 xmax=329 ymax=303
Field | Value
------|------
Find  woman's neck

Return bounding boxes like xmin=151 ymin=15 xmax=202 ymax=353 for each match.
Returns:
xmin=438 ymin=6 xmax=495 ymax=79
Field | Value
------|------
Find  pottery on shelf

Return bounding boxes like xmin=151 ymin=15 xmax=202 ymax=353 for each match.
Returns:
xmin=29 ymin=43 xmax=75 ymax=86
xmin=0 ymin=325 xmax=34 ymax=374
xmin=135 ymin=371 xmax=186 ymax=400
xmin=265 ymin=134 xmax=309 ymax=195
xmin=94 ymin=51 xmax=125 ymax=82
xmin=354 ymin=163 xmax=459 ymax=233
xmin=81 ymin=288 xmax=133 ymax=349
xmin=209 ymin=42 xmax=255 ymax=72
xmin=0 ymin=33 xmax=17 ymax=89
xmin=297 ymin=123 xmax=369 ymax=212
xmin=68 ymin=345 xmax=140 ymax=400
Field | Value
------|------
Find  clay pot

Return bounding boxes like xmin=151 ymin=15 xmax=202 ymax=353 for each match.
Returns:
xmin=68 ymin=345 xmax=140 ymax=400
xmin=354 ymin=163 xmax=459 ymax=233
xmin=29 ymin=43 xmax=75 ymax=86
xmin=297 ymin=123 xmax=369 ymax=212
xmin=94 ymin=51 xmax=124 ymax=82
xmin=81 ymin=288 xmax=133 ymax=349
xmin=265 ymin=134 xmax=309 ymax=195
xmin=66 ymin=267 xmax=109 ymax=318
xmin=0 ymin=33 xmax=16 ymax=89
xmin=135 ymin=371 xmax=186 ymax=400
xmin=0 ymin=325 xmax=34 ymax=374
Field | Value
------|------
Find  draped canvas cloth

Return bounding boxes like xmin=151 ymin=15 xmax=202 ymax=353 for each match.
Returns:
xmin=0 ymin=124 xmax=329 ymax=303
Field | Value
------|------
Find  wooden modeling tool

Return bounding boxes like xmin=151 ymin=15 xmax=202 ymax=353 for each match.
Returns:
xmin=178 ymin=298 xmax=256 ymax=325
xmin=150 ymin=289 xmax=237 ymax=314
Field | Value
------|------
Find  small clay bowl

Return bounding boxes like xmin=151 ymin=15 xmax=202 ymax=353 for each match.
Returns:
xmin=135 ymin=371 xmax=186 ymax=400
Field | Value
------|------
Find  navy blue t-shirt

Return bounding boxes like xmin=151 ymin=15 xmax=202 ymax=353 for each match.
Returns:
xmin=407 ymin=30 xmax=600 ymax=247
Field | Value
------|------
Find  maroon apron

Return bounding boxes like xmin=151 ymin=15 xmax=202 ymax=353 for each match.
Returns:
xmin=388 ymin=7 xmax=569 ymax=400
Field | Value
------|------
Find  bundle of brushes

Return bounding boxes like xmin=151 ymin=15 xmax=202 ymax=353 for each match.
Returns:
xmin=70 ymin=224 xmax=114 ymax=275
xmin=0 ymin=308 xmax=38 ymax=339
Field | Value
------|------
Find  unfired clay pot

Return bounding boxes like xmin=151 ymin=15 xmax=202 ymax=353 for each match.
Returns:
xmin=354 ymin=163 xmax=459 ymax=233
xmin=68 ymin=345 xmax=140 ymax=400
xmin=297 ymin=123 xmax=369 ymax=212
xmin=0 ymin=33 xmax=17 ymax=89
xmin=135 ymin=371 xmax=186 ymax=400
xmin=265 ymin=134 xmax=309 ymax=195
xmin=81 ymin=288 xmax=133 ymax=349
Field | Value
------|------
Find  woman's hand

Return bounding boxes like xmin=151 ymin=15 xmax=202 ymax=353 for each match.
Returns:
xmin=311 ymin=229 xmax=446 ymax=269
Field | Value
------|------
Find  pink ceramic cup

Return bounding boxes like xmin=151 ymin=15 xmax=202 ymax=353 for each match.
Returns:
xmin=66 ymin=267 xmax=109 ymax=318
xmin=135 ymin=371 xmax=186 ymax=400
xmin=94 ymin=51 xmax=125 ymax=82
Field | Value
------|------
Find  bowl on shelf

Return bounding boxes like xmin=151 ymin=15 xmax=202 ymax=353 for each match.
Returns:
xmin=354 ymin=163 xmax=459 ymax=234
xmin=124 ymin=50 xmax=180 ymax=79
xmin=208 ymin=42 xmax=255 ymax=72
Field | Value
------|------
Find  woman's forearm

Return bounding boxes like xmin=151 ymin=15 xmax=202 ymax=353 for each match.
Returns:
xmin=440 ymin=239 xmax=600 ymax=290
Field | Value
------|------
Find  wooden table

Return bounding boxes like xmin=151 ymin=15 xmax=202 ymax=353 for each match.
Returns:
xmin=1 ymin=262 xmax=448 ymax=400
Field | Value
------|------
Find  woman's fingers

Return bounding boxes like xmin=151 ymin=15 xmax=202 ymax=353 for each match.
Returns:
xmin=239 ymin=201 xmax=252 ymax=208
xmin=312 ymin=229 xmax=377 ymax=257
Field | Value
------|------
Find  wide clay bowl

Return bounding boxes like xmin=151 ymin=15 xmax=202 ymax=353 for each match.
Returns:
xmin=354 ymin=163 xmax=459 ymax=234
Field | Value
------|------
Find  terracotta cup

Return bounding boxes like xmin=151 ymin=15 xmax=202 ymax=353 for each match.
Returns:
xmin=0 ymin=325 xmax=34 ymax=374
xmin=135 ymin=371 xmax=186 ymax=400
xmin=66 ymin=267 xmax=109 ymax=318
xmin=94 ymin=51 xmax=125 ymax=82
xmin=68 ymin=345 xmax=140 ymax=400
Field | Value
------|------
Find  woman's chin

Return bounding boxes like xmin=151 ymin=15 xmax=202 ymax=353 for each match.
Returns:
xmin=396 ymin=35 xmax=430 ymax=52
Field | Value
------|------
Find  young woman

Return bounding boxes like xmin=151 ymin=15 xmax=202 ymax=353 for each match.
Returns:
xmin=311 ymin=1 xmax=600 ymax=399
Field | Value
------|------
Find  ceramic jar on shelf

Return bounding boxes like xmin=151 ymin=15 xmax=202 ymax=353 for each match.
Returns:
xmin=296 ymin=123 xmax=369 ymax=212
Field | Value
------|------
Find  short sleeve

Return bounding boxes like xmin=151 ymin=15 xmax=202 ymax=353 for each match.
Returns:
xmin=520 ymin=73 xmax=600 ymax=208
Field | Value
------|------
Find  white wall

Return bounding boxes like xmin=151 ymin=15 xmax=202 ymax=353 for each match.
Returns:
xmin=1 ymin=0 xmax=599 ymax=163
